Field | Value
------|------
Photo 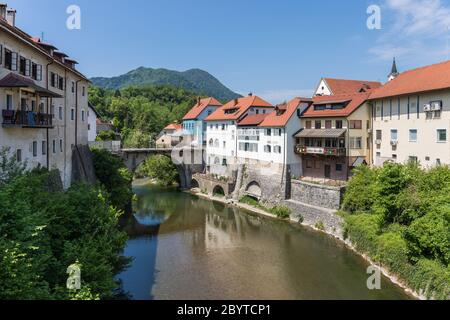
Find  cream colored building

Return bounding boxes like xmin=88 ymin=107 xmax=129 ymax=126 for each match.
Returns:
xmin=0 ymin=5 xmax=89 ymax=188
xmin=370 ymin=60 xmax=450 ymax=167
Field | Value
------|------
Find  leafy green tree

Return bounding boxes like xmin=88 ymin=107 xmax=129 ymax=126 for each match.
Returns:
xmin=136 ymin=155 xmax=179 ymax=186
xmin=0 ymin=147 xmax=26 ymax=187
xmin=342 ymin=165 xmax=378 ymax=213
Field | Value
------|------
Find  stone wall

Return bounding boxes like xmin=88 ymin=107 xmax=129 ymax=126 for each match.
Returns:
xmin=192 ymin=173 xmax=236 ymax=198
xmin=290 ymin=180 xmax=345 ymax=210
xmin=71 ymin=145 xmax=97 ymax=186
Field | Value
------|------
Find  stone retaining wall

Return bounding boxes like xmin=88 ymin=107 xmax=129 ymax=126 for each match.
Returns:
xmin=290 ymin=180 xmax=345 ymax=210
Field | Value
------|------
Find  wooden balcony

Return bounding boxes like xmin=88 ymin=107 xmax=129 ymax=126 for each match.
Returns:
xmin=295 ymin=145 xmax=346 ymax=157
xmin=2 ymin=110 xmax=53 ymax=128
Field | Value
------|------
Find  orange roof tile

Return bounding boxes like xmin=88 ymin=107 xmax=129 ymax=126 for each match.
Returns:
xmin=370 ymin=60 xmax=450 ymax=99
xmin=302 ymin=92 xmax=370 ymax=118
xmin=323 ymin=78 xmax=382 ymax=95
xmin=238 ymin=113 xmax=271 ymax=126
xmin=258 ymin=97 xmax=312 ymax=127
xmin=164 ymin=123 xmax=182 ymax=130
xmin=182 ymin=97 xmax=222 ymax=121
xmin=205 ymin=95 xmax=273 ymax=121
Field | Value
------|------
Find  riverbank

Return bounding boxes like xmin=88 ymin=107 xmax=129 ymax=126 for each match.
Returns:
xmin=188 ymin=189 xmax=422 ymax=300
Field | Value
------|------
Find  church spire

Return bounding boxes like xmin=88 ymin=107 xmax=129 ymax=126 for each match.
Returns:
xmin=388 ymin=57 xmax=399 ymax=81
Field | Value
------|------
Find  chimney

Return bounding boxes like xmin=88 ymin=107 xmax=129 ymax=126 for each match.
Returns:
xmin=6 ymin=8 xmax=16 ymax=26
xmin=197 ymin=97 xmax=201 ymax=105
xmin=0 ymin=4 xmax=7 ymax=20
xmin=248 ymin=92 xmax=253 ymax=97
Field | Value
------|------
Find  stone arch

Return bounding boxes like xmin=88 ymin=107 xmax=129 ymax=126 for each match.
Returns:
xmin=213 ymin=185 xmax=225 ymax=197
xmin=191 ymin=178 xmax=200 ymax=189
xmin=245 ymin=181 xmax=262 ymax=200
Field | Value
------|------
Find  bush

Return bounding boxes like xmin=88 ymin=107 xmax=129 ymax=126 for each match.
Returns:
xmin=91 ymin=148 xmax=133 ymax=212
xmin=136 ymin=155 xmax=178 ymax=186
xmin=0 ymin=169 xmax=130 ymax=300
xmin=269 ymin=205 xmax=291 ymax=219
xmin=0 ymin=147 xmax=26 ymax=187
xmin=96 ymin=130 xmax=117 ymax=141
xmin=342 ymin=165 xmax=378 ymax=213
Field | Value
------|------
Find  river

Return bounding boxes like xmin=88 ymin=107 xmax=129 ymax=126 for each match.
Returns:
xmin=118 ymin=182 xmax=412 ymax=300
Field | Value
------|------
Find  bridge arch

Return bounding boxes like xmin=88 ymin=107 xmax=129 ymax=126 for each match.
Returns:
xmin=245 ymin=181 xmax=262 ymax=200
xmin=191 ymin=178 xmax=200 ymax=189
xmin=213 ymin=185 xmax=225 ymax=197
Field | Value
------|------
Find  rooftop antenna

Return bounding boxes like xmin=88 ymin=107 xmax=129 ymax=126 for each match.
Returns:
xmin=41 ymin=31 xmax=44 ymax=42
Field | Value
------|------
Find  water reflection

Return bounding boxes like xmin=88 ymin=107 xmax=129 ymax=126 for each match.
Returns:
xmin=119 ymin=184 xmax=412 ymax=300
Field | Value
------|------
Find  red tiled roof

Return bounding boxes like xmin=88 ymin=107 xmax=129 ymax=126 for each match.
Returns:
xmin=182 ymin=97 xmax=222 ymax=121
xmin=238 ymin=113 xmax=270 ymax=126
xmin=302 ymin=92 xmax=370 ymax=118
xmin=259 ymin=97 xmax=312 ymax=127
xmin=205 ymin=95 xmax=273 ymax=121
xmin=323 ymin=78 xmax=382 ymax=95
xmin=164 ymin=123 xmax=182 ymax=130
xmin=370 ymin=60 xmax=450 ymax=99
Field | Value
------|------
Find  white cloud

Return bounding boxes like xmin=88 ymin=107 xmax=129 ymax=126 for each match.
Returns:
xmin=369 ymin=0 xmax=450 ymax=63
xmin=237 ymin=89 xmax=314 ymax=104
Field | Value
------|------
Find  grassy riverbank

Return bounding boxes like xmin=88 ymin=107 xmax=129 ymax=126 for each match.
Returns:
xmin=341 ymin=164 xmax=450 ymax=300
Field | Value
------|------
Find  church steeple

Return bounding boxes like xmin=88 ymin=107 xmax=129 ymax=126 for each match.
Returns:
xmin=388 ymin=57 xmax=399 ymax=81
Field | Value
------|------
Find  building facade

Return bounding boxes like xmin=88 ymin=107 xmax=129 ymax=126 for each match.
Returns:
xmin=182 ymin=97 xmax=222 ymax=146
xmin=156 ymin=122 xmax=182 ymax=148
xmin=87 ymin=103 xmax=98 ymax=142
xmin=236 ymin=97 xmax=312 ymax=178
xmin=370 ymin=60 xmax=450 ymax=167
xmin=0 ymin=6 xmax=89 ymax=188
xmin=205 ymin=94 xmax=274 ymax=176
xmin=295 ymin=83 xmax=375 ymax=181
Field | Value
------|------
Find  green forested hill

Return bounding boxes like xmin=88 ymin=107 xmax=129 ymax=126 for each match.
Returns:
xmin=90 ymin=67 xmax=240 ymax=102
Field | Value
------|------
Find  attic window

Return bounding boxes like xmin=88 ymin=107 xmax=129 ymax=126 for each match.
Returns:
xmin=224 ymin=108 xmax=238 ymax=114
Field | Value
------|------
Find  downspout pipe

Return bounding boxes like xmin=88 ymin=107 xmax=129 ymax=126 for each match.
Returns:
xmin=75 ymin=79 xmax=82 ymax=146
xmin=45 ymin=59 xmax=53 ymax=169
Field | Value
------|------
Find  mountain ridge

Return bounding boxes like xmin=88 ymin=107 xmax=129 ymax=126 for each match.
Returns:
xmin=90 ymin=67 xmax=241 ymax=102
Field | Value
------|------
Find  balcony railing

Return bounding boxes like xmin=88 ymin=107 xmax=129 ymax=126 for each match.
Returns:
xmin=2 ymin=110 xmax=53 ymax=128
xmin=295 ymin=145 xmax=346 ymax=157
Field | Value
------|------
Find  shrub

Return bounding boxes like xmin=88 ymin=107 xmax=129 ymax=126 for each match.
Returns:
xmin=96 ymin=130 xmax=117 ymax=141
xmin=270 ymin=205 xmax=291 ymax=219
xmin=315 ymin=221 xmax=325 ymax=231
xmin=0 ymin=147 xmax=26 ymax=187
xmin=342 ymin=165 xmax=378 ymax=213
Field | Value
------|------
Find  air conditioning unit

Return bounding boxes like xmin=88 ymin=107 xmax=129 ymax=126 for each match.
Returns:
xmin=423 ymin=104 xmax=432 ymax=112
xmin=390 ymin=140 xmax=398 ymax=146
xmin=375 ymin=139 xmax=382 ymax=145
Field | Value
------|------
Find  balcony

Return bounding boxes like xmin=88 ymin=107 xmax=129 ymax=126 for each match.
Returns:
xmin=295 ymin=145 xmax=346 ymax=157
xmin=2 ymin=110 xmax=53 ymax=128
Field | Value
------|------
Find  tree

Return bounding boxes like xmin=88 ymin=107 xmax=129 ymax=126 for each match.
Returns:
xmin=136 ymin=155 xmax=179 ymax=186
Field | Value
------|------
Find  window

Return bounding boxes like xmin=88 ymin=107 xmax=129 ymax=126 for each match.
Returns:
xmin=306 ymin=160 xmax=313 ymax=168
xmin=223 ymin=141 xmax=226 ymax=148
xmin=82 ymin=86 xmax=86 ymax=96
xmin=30 ymin=63 xmax=41 ymax=81
xmin=59 ymin=107 xmax=63 ymax=120
xmin=71 ymin=81 xmax=75 ymax=93
xmin=305 ymin=121 xmax=312 ymax=129
xmin=88 ymin=124 xmax=91 ymax=131
xmin=4 ymin=49 xmax=17 ymax=71
xmin=376 ymin=130 xmax=382 ymax=141
xmin=409 ymin=156 xmax=418 ymax=164
xmin=325 ymin=120 xmax=332 ymax=129
xmin=315 ymin=121 xmax=321 ymax=129
xmin=16 ymin=149 xmax=22 ymax=162
xmin=58 ymin=76 xmax=64 ymax=90
xmin=274 ymin=129 xmax=282 ymax=136
xmin=274 ymin=146 xmax=282 ymax=154
xmin=42 ymin=141 xmax=46 ymax=155
xmin=222 ymin=158 xmax=227 ymax=166
xmin=6 ymin=94 xmax=13 ymax=110
xmin=376 ymin=152 xmax=381 ymax=158
xmin=264 ymin=145 xmax=272 ymax=153
xmin=391 ymin=129 xmax=398 ymax=141
xmin=221 ymin=124 xmax=225 ymax=130
xmin=81 ymin=110 xmax=85 ymax=122
xmin=437 ymin=129 xmax=447 ymax=142
xmin=52 ymin=140 xmax=56 ymax=153
xmin=265 ymin=129 xmax=272 ymax=136
xmin=335 ymin=120 xmax=343 ymax=129
xmin=392 ymin=154 xmax=397 ymax=161
xmin=409 ymin=129 xmax=417 ymax=142
xmin=60 ymin=139 xmax=63 ymax=152
xmin=349 ymin=120 xmax=362 ymax=129
xmin=50 ymin=72 xmax=56 ymax=87
xmin=349 ymin=137 xmax=363 ymax=149
xmin=71 ymin=108 xmax=75 ymax=121
xmin=32 ymin=141 xmax=37 ymax=157
xmin=19 ymin=56 xmax=29 ymax=76
xmin=214 ymin=139 xmax=219 ymax=148
xmin=209 ymin=139 xmax=213 ymax=147
xmin=336 ymin=164 xmax=343 ymax=172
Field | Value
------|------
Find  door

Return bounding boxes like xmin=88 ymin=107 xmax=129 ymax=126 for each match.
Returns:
xmin=324 ymin=165 xmax=331 ymax=179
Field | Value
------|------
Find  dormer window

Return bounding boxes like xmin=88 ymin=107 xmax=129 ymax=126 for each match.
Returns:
xmin=224 ymin=108 xmax=238 ymax=114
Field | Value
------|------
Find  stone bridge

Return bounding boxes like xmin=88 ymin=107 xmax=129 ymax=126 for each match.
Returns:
xmin=118 ymin=147 xmax=204 ymax=189
xmin=191 ymin=173 xmax=237 ymax=198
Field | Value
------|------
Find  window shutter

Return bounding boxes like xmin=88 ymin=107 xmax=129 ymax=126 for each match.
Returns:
xmin=37 ymin=65 xmax=42 ymax=81
xmin=11 ymin=52 xmax=18 ymax=71
xmin=25 ymin=59 xmax=31 ymax=76
xmin=0 ymin=45 xmax=3 ymax=65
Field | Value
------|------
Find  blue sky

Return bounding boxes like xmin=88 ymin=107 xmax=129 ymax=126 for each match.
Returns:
xmin=8 ymin=0 xmax=450 ymax=103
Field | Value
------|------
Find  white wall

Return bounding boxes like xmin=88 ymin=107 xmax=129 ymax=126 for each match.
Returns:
xmin=87 ymin=106 xmax=97 ymax=142
xmin=314 ymin=79 xmax=332 ymax=96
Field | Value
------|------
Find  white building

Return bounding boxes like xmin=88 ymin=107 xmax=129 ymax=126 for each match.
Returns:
xmin=370 ymin=60 xmax=450 ymax=167
xmin=236 ymin=97 xmax=312 ymax=178
xmin=204 ymin=94 xmax=274 ymax=175
xmin=0 ymin=5 xmax=89 ymax=188
xmin=314 ymin=77 xmax=382 ymax=97
xmin=87 ymin=103 xmax=99 ymax=142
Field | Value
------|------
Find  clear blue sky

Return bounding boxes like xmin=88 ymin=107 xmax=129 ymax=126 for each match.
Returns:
xmin=9 ymin=0 xmax=450 ymax=102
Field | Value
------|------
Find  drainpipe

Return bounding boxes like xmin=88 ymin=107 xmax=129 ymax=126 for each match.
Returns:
xmin=75 ymin=79 xmax=82 ymax=146
xmin=45 ymin=59 xmax=53 ymax=169
xmin=345 ymin=118 xmax=350 ymax=181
